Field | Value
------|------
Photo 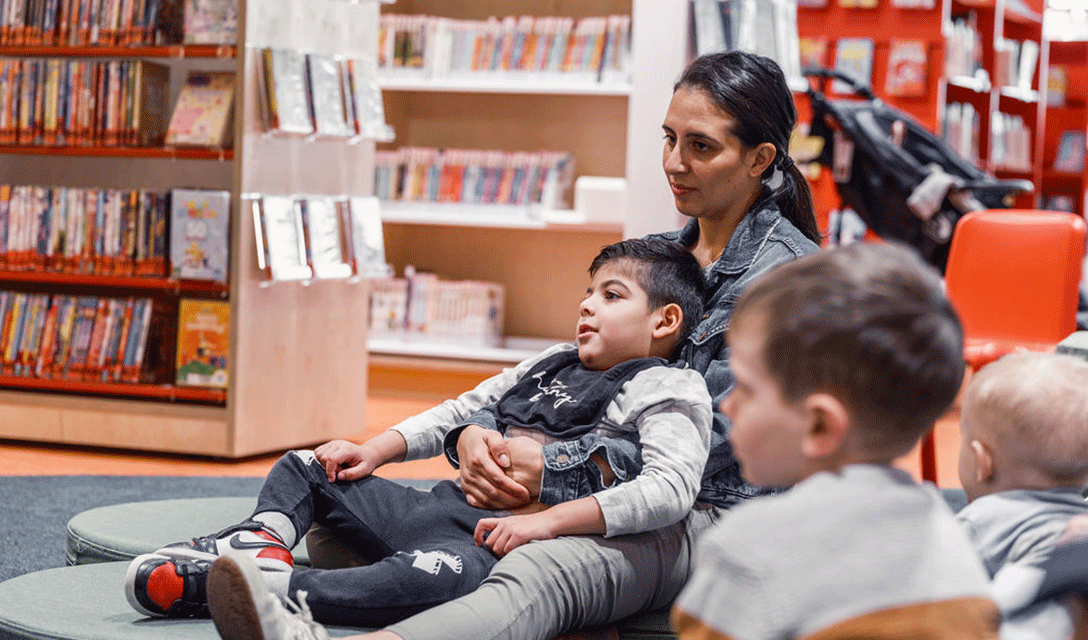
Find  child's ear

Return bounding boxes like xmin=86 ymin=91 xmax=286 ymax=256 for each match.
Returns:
xmin=969 ymin=439 xmax=995 ymax=485
xmin=652 ymin=303 xmax=683 ymax=339
xmin=748 ymin=142 xmax=777 ymax=178
xmin=801 ymin=393 xmax=850 ymax=459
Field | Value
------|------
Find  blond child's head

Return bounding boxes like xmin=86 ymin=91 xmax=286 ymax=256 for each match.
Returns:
xmin=722 ymin=242 xmax=964 ymax=487
xmin=958 ymin=352 xmax=1088 ymax=501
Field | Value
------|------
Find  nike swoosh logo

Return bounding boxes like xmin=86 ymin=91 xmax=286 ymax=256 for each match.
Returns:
xmin=228 ymin=534 xmax=284 ymax=551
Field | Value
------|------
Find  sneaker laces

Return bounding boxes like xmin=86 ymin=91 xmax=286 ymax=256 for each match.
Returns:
xmin=266 ymin=590 xmax=330 ymax=640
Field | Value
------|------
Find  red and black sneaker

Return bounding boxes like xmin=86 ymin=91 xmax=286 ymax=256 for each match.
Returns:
xmin=155 ymin=519 xmax=293 ymax=571
xmin=125 ymin=553 xmax=212 ymax=618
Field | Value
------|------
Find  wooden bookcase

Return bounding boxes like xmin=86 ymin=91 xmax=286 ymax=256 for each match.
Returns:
xmin=797 ymin=0 xmax=1049 ymax=225
xmin=368 ymin=0 xmax=689 ymax=393
xmin=0 ymin=0 xmax=381 ymax=457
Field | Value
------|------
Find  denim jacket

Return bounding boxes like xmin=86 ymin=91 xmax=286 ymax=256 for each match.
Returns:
xmin=535 ymin=201 xmax=819 ymax=509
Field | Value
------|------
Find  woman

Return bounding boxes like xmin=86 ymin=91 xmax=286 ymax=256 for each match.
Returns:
xmin=213 ymin=50 xmax=822 ymax=640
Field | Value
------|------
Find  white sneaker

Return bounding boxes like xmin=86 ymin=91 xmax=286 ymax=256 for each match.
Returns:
xmin=207 ymin=554 xmax=330 ymax=640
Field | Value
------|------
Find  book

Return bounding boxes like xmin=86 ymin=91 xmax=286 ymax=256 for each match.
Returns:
xmin=305 ymin=54 xmax=352 ymax=138
xmin=256 ymin=195 xmax=311 ymax=281
xmin=347 ymin=196 xmax=387 ymax=277
xmin=165 ymin=71 xmax=235 ymax=148
xmin=261 ymin=47 xmax=314 ymax=135
xmin=175 ymin=297 xmax=229 ymax=387
xmin=885 ymin=39 xmax=927 ymax=97
xmin=169 ymin=188 xmax=230 ymax=283
xmin=300 ymin=196 xmax=352 ymax=279
xmin=120 ymin=297 xmax=152 ymax=382
xmin=129 ymin=59 xmax=170 ymax=146
xmin=183 ymin=0 xmax=236 ymax=44
xmin=1054 ymin=130 xmax=1086 ymax=174
xmin=832 ymin=37 xmax=874 ymax=94
xmin=1047 ymin=65 xmax=1068 ymax=107
xmin=799 ymin=35 xmax=829 ymax=72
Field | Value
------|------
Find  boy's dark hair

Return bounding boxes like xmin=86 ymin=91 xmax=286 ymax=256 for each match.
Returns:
xmin=589 ymin=238 xmax=706 ymax=346
xmin=732 ymin=242 xmax=964 ymax=455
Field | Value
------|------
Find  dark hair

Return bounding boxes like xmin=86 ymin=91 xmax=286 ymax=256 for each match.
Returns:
xmin=590 ymin=237 xmax=706 ymax=346
xmin=732 ymin=242 xmax=964 ymax=455
xmin=675 ymin=51 xmax=821 ymax=244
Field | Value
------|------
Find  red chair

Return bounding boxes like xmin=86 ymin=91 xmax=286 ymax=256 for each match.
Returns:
xmin=920 ymin=209 xmax=1087 ymax=483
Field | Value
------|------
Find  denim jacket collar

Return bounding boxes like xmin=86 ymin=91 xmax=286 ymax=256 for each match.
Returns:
xmin=664 ymin=200 xmax=789 ymax=277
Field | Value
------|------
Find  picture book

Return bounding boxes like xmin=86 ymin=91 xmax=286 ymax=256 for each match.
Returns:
xmin=175 ymin=298 xmax=229 ymax=388
xmin=1054 ymin=130 xmax=1086 ymax=174
xmin=165 ymin=71 xmax=235 ymax=148
xmin=257 ymin=195 xmax=311 ymax=281
xmin=262 ymin=47 xmax=314 ymax=135
xmin=1047 ymin=65 xmax=1068 ymax=107
xmin=305 ymin=54 xmax=353 ymax=138
xmin=300 ymin=196 xmax=352 ymax=279
xmin=799 ymin=35 xmax=829 ymax=72
xmin=184 ymin=0 xmax=237 ymax=44
xmin=347 ymin=196 xmax=388 ymax=277
xmin=832 ymin=37 xmax=874 ymax=94
xmin=169 ymin=188 xmax=230 ymax=283
xmin=885 ymin=39 xmax=928 ymax=97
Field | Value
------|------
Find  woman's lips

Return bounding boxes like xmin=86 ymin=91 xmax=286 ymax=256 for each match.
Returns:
xmin=670 ymin=183 xmax=694 ymax=196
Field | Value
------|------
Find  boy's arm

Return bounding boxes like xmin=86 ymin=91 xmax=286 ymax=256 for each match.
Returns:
xmin=313 ymin=430 xmax=407 ymax=482
xmin=474 ymin=495 xmax=606 ymax=556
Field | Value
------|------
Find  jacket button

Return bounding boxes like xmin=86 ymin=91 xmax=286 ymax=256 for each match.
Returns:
xmin=556 ymin=454 xmax=569 ymax=464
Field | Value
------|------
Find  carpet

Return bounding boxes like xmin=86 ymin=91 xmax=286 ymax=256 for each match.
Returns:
xmin=0 ymin=475 xmax=265 ymax=583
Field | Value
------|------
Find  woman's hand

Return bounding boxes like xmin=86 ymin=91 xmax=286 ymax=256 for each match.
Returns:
xmin=474 ymin=511 xmax=557 ymax=557
xmin=314 ymin=431 xmax=406 ymax=483
xmin=457 ymin=425 xmax=532 ymax=509
xmin=502 ymin=436 xmax=545 ymax=498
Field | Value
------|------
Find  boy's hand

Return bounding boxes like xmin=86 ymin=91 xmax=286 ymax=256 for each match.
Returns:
xmin=458 ymin=425 xmax=532 ymax=509
xmin=474 ymin=511 xmax=557 ymax=557
xmin=314 ymin=439 xmax=379 ymax=483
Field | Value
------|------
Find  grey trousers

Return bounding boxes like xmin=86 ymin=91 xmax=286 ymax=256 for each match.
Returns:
xmin=376 ymin=506 xmax=722 ymax=640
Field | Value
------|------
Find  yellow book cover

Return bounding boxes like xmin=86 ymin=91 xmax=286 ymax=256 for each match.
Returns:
xmin=175 ymin=298 xmax=229 ymax=388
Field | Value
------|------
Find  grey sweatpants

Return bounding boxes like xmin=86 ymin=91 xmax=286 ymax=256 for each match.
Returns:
xmin=384 ymin=506 xmax=721 ymax=640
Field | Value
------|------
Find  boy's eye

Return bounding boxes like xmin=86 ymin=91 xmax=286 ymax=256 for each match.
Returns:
xmin=603 ymin=290 xmax=620 ymax=300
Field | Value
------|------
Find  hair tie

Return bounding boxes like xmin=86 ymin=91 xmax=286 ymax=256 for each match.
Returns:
xmin=778 ymin=153 xmax=794 ymax=170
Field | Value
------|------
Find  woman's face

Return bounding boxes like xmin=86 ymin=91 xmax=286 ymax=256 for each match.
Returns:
xmin=661 ymin=87 xmax=767 ymax=224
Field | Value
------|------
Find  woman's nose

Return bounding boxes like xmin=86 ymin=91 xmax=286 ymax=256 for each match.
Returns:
xmin=663 ymin=145 xmax=684 ymax=173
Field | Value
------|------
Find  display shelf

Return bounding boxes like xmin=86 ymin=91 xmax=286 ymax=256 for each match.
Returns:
xmin=0 ymin=146 xmax=234 ymax=160
xmin=1040 ymin=39 xmax=1088 ymax=215
xmin=0 ymin=272 xmax=230 ymax=295
xmin=0 ymin=375 xmax=227 ymax=404
xmin=0 ymin=44 xmax=237 ymax=58
xmin=378 ymin=75 xmax=631 ymax=96
xmin=380 ymin=201 xmax=623 ymax=232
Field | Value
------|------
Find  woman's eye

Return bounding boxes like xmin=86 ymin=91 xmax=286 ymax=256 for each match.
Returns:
xmin=693 ymin=141 xmax=709 ymax=151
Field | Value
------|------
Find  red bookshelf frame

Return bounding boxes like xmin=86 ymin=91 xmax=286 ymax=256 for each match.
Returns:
xmin=0 ymin=44 xmax=237 ymax=58
xmin=0 ymin=375 xmax=227 ymax=404
xmin=0 ymin=271 xmax=229 ymax=295
xmin=0 ymin=146 xmax=233 ymax=160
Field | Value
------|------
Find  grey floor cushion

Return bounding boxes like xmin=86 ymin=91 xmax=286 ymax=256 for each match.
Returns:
xmin=0 ymin=562 xmax=367 ymax=640
xmin=66 ymin=497 xmax=312 ymax=567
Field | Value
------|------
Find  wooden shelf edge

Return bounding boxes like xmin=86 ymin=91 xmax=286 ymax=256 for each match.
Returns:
xmin=0 ymin=145 xmax=234 ymax=159
xmin=0 ymin=375 xmax=227 ymax=404
xmin=0 ymin=44 xmax=237 ymax=58
xmin=0 ymin=271 xmax=229 ymax=294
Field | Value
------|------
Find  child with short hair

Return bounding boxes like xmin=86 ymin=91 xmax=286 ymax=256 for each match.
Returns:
xmin=125 ymin=237 xmax=714 ymax=634
xmin=672 ymin=242 xmax=999 ymax=640
xmin=956 ymin=351 xmax=1088 ymax=577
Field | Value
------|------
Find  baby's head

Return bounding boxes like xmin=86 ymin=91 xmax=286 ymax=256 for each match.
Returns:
xmin=723 ymin=242 xmax=964 ymax=487
xmin=577 ymin=238 xmax=705 ymax=370
xmin=959 ymin=352 xmax=1088 ymax=501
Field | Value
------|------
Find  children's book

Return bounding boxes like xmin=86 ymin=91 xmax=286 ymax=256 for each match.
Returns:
xmin=257 ymin=195 xmax=311 ymax=281
xmin=832 ymin=37 xmax=874 ymax=94
xmin=1047 ymin=65 xmax=1068 ymax=107
xmin=300 ymin=196 xmax=352 ymax=279
xmin=165 ymin=71 xmax=235 ymax=148
xmin=1054 ymin=130 xmax=1086 ymax=173
xmin=347 ymin=196 xmax=388 ymax=277
xmin=169 ymin=188 xmax=230 ymax=283
xmin=305 ymin=54 xmax=353 ymax=138
xmin=261 ymin=47 xmax=314 ymax=135
xmin=799 ymin=35 xmax=829 ymax=71
xmin=885 ymin=39 xmax=927 ymax=97
xmin=175 ymin=298 xmax=229 ymax=388
xmin=183 ymin=0 xmax=237 ymax=44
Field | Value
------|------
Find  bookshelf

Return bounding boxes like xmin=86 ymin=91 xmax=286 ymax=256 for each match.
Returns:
xmin=368 ymin=0 xmax=687 ymax=384
xmin=0 ymin=0 xmax=381 ymax=457
xmin=797 ymin=0 xmax=1049 ymax=226
xmin=1041 ymin=39 xmax=1088 ymax=215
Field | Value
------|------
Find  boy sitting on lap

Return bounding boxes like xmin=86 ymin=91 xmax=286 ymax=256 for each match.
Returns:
xmin=673 ymin=242 xmax=1000 ymax=640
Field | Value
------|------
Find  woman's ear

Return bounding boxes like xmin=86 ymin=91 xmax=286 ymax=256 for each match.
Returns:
xmin=969 ymin=439 xmax=995 ymax=485
xmin=801 ymin=393 xmax=850 ymax=459
xmin=748 ymin=142 xmax=777 ymax=178
xmin=652 ymin=303 xmax=683 ymax=339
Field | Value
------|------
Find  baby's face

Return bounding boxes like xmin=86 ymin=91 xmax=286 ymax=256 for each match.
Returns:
xmin=576 ymin=262 xmax=659 ymax=371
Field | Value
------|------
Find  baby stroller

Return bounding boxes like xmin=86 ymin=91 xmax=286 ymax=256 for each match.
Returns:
xmin=802 ymin=67 xmax=1033 ymax=272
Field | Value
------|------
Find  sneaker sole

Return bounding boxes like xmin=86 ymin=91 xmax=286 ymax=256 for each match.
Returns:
xmin=207 ymin=555 xmax=270 ymax=640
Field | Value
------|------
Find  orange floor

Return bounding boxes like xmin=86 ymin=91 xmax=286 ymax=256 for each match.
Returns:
xmin=0 ymin=394 xmax=965 ymax=488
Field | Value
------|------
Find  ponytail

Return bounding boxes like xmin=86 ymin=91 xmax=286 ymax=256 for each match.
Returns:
xmin=773 ymin=161 xmax=821 ymax=245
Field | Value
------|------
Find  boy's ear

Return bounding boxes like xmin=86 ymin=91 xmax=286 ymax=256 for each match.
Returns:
xmin=801 ymin=393 xmax=850 ymax=459
xmin=970 ymin=439 xmax=995 ymax=485
xmin=652 ymin=303 xmax=683 ymax=339
xmin=748 ymin=142 xmax=777 ymax=178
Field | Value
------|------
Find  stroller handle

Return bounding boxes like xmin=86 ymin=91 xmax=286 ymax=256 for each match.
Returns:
xmin=802 ymin=66 xmax=877 ymax=101
xmin=959 ymin=178 xmax=1034 ymax=198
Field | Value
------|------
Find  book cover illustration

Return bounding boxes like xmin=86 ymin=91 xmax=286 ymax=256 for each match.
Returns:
xmin=1054 ymin=130 xmax=1086 ymax=173
xmin=885 ymin=39 xmax=928 ymax=97
xmin=263 ymin=47 xmax=314 ymax=135
xmin=169 ymin=188 xmax=230 ymax=283
xmin=832 ymin=37 xmax=874 ymax=94
xmin=300 ymin=196 xmax=352 ymax=279
xmin=306 ymin=54 xmax=353 ymax=138
xmin=184 ymin=0 xmax=238 ymax=44
xmin=1047 ymin=65 xmax=1067 ymax=107
xmin=799 ymin=35 xmax=829 ymax=71
xmin=175 ymin=298 xmax=228 ymax=387
xmin=165 ymin=71 xmax=235 ymax=148
xmin=258 ymin=195 xmax=311 ymax=281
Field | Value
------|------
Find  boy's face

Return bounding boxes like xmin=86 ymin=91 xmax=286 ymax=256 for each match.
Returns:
xmin=577 ymin=262 xmax=662 ymax=371
xmin=721 ymin=313 xmax=813 ymax=487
